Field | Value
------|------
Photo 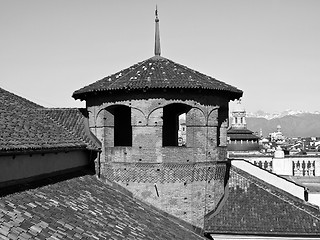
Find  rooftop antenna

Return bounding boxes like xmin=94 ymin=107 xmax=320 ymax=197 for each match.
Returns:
xmin=154 ymin=5 xmax=161 ymax=56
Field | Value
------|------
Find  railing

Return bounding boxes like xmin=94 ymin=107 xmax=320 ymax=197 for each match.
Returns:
xmin=292 ymin=160 xmax=315 ymax=176
xmin=253 ymin=160 xmax=273 ymax=172
xmin=250 ymin=159 xmax=316 ymax=176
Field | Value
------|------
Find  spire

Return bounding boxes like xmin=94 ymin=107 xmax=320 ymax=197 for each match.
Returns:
xmin=154 ymin=5 xmax=161 ymax=56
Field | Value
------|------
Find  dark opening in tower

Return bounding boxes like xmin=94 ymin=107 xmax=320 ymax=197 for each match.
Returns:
xmin=107 ymin=105 xmax=132 ymax=146
xmin=162 ymin=103 xmax=191 ymax=147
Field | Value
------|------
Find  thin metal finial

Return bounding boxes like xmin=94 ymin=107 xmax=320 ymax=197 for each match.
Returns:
xmin=154 ymin=5 xmax=161 ymax=56
xmin=155 ymin=5 xmax=159 ymax=20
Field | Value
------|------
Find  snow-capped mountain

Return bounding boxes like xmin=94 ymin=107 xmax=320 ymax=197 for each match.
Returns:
xmin=246 ymin=111 xmax=320 ymax=138
xmin=247 ymin=110 xmax=320 ymax=120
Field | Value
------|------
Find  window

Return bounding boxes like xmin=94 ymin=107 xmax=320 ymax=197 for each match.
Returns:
xmin=107 ymin=105 xmax=132 ymax=146
xmin=162 ymin=103 xmax=191 ymax=146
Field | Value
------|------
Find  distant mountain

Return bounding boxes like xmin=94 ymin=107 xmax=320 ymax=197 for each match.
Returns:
xmin=246 ymin=113 xmax=320 ymax=138
xmin=247 ymin=109 xmax=320 ymax=120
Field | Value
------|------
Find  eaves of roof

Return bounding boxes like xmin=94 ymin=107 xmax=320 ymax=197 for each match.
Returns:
xmin=227 ymin=128 xmax=260 ymax=140
xmin=228 ymin=133 xmax=260 ymax=140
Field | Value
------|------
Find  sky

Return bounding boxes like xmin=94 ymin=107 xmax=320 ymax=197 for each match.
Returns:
xmin=1 ymin=0 xmax=320 ymax=113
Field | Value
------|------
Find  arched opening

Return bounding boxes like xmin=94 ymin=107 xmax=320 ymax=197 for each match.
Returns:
xmin=162 ymin=103 xmax=191 ymax=147
xmin=107 ymin=105 xmax=132 ymax=146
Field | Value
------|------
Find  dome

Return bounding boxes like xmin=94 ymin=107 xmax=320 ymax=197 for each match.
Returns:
xmin=233 ymin=100 xmax=245 ymax=113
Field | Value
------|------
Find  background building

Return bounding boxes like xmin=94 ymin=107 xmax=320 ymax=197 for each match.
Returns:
xmin=227 ymin=101 xmax=260 ymax=152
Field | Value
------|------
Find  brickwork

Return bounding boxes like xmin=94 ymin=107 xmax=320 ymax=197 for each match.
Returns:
xmin=103 ymin=146 xmax=220 ymax=163
xmin=88 ymin=95 xmax=222 ymax=158
xmin=85 ymin=90 xmax=231 ymax=227
xmin=103 ymin=161 xmax=227 ymax=228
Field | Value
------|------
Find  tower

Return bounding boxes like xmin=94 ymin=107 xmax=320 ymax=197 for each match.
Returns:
xmin=231 ymin=100 xmax=247 ymax=129
xmin=72 ymin=8 xmax=242 ymax=227
xmin=227 ymin=101 xmax=260 ymax=152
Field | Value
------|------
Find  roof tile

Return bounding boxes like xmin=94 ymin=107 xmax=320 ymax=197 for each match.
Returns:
xmin=41 ymin=108 xmax=101 ymax=151
xmin=205 ymin=166 xmax=320 ymax=236
xmin=0 ymin=173 xmax=205 ymax=240
xmin=227 ymin=128 xmax=260 ymax=140
xmin=72 ymin=56 xmax=243 ymax=100
xmin=0 ymin=87 xmax=98 ymax=154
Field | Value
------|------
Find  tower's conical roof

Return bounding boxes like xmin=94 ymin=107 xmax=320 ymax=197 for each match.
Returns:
xmin=72 ymin=8 xmax=243 ymax=101
xmin=72 ymin=56 xmax=243 ymax=101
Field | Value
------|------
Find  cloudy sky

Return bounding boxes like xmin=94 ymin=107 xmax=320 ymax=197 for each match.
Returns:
xmin=1 ymin=0 xmax=319 ymax=113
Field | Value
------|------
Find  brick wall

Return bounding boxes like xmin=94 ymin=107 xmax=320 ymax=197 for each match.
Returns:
xmin=103 ymin=161 xmax=227 ymax=228
xmin=86 ymin=90 xmax=230 ymax=227
xmin=88 ymin=96 xmax=223 ymax=163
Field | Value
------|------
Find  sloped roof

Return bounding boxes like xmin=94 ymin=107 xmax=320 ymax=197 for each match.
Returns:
xmin=0 ymin=172 xmax=205 ymax=240
xmin=0 ymin=87 xmax=98 ymax=154
xmin=227 ymin=127 xmax=260 ymax=140
xmin=0 ymin=87 xmax=43 ymax=110
xmin=204 ymin=166 xmax=320 ymax=237
xmin=72 ymin=56 xmax=243 ymax=101
xmin=41 ymin=108 xmax=101 ymax=151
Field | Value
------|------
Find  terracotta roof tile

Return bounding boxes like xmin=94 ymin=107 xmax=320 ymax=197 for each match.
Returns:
xmin=0 ymin=87 xmax=42 ymax=111
xmin=41 ymin=108 xmax=101 ymax=151
xmin=227 ymin=128 xmax=260 ymax=140
xmin=72 ymin=56 xmax=243 ymax=100
xmin=0 ymin=88 xmax=87 ymax=154
xmin=204 ymin=166 xmax=320 ymax=236
xmin=0 ymin=172 xmax=206 ymax=240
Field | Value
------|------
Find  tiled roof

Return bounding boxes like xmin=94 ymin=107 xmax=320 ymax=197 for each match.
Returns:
xmin=0 ymin=88 xmax=88 ymax=154
xmin=227 ymin=128 xmax=260 ymax=140
xmin=72 ymin=56 xmax=243 ymax=101
xmin=42 ymin=108 xmax=101 ymax=151
xmin=0 ymin=171 xmax=206 ymax=240
xmin=204 ymin=166 xmax=320 ymax=237
xmin=0 ymin=87 xmax=43 ymax=111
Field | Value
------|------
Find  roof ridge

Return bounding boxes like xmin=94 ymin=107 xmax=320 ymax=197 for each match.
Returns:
xmin=0 ymin=86 xmax=44 ymax=109
xmin=232 ymin=166 xmax=320 ymax=220
xmin=41 ymin=109 xmax=88 ymax=148
xmin=41 ymin=108 xmax=101 ymax=151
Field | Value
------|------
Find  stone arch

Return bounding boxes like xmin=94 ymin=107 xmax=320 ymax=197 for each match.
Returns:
xmin=147 ymin=107 xmax=163 ymax=126
xmin=96 ymin=107 xmax=114 ymax=127
xmin=99 ymin=104 xmax=132 ymax=147
xmin=207 ymin=107 xmax=219 ymax=127
xmin=131 ymin=107 xmax=147 ymax=126
xmin=186 ymin=107 xmax=206 ymax=126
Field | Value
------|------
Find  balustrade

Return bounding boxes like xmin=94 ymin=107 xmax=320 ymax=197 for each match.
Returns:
xmin=253 ymin=160 xmax=273 ymax=172
xmin=292 ymin=160 xmax=315 ymax=176
xmin=245 ymin=158 xmax=317 ymax=176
